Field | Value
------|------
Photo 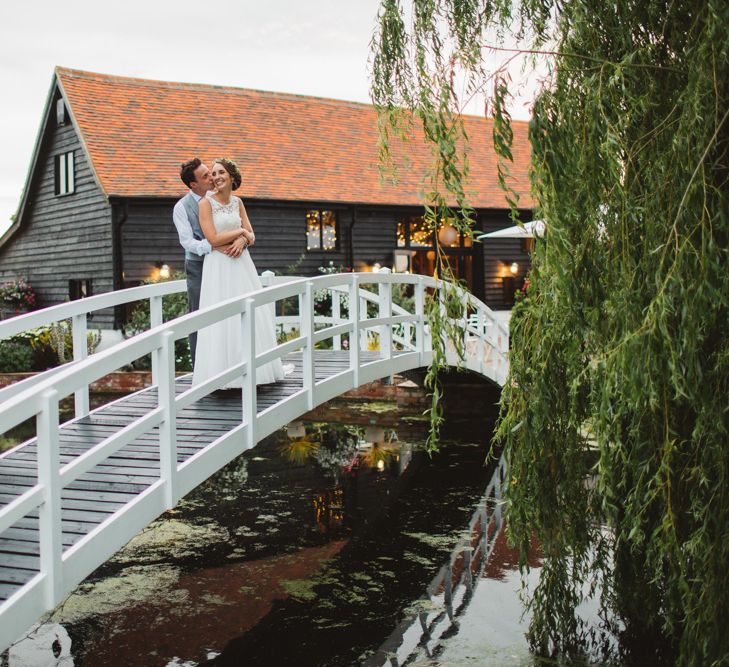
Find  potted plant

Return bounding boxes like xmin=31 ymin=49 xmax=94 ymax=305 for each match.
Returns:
xmin=0 ymin=278 xmax=37 ymax=319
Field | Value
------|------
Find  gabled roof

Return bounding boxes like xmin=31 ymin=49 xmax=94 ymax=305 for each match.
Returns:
xmin=54 ymin=67 xmax=533 ymax=208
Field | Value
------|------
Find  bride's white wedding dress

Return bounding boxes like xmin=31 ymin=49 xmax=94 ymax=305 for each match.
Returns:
xmin=192 ymin=193 xmax=290 ymax=388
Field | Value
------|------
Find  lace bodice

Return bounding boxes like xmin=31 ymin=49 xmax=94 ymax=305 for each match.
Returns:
xmin=207 ymin=193 xmax=241 ymax=233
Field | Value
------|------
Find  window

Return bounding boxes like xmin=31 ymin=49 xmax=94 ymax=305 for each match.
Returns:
xmin=396 ymin=215 xmax=476 ymax=289
xmin=69 ymin=279 xmax=92 ymax=300
xmin=306 ymin=210 xmax=337 ymax=251
xmin=397 ymin=216 xmax=472 ymax=249
xmin=54 ymin=151 xmax=75 ymax=196
xmin=397 ymin=217 xmax=432 ymax=248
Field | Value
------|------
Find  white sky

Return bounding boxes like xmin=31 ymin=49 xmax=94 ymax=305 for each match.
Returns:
xmin=0 ymin=0 xmax=539 ymax=236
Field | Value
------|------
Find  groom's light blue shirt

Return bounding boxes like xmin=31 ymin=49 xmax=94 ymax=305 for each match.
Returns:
xmin=172 ymin=191 xmax=212 ymax=257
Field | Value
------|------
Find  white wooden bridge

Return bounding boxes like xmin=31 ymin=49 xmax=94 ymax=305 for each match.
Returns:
xmin=0 ymin=270 xmax=508 ymax=653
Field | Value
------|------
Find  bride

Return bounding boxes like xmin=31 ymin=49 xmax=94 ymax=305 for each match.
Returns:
xmin=192 ymin=157 xmax=288 ymax=388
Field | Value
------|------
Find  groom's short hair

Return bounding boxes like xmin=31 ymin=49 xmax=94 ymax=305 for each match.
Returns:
xmin=180 ymin=158 xmax=202 ymax=187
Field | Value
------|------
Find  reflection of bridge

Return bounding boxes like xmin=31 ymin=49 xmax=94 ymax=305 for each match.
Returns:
xmin=0 ymin=270 xmax=509 ymax=652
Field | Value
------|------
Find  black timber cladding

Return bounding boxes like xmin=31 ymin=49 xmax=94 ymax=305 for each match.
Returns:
xmin=0 ymin=88 xmax=115 ymax=327
xmin=79 ymin=197 xmax=530 ymax=311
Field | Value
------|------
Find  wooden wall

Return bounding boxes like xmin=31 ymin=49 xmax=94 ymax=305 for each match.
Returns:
xmin=119 ymin=199 xmax=179 ymax=284
xmin=478 ymin=209 xmax=533 ymax=310
xmin=119 ymin=199 xmax=529 ymax=310
xmin=0 ymin=88 xmax=115 ymax=327
xmin=120 ymin=200 xmax=399 ymax=283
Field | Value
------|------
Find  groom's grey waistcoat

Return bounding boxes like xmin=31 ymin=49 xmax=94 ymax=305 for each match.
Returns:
xmin=181 ymin=191 xmax=205 ymax=262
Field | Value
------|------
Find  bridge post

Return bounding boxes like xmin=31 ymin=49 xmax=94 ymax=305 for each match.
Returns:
xmin=301 ymin=283 xmax=316 ymax=410
xmin=72 ymin=313 xmax=89 ymax=418
xmin=37 ymin=389 xmax=63 ymax=608
xmin=359 ymin=293 xmax=368 ymax=351
xmin=477 ymin=307 xmax=486 ymax=376
xmin=156 ymin=330 xmax=178 ymax=508
xmin=415 ymin=276 xmax=425 ymax=366
xmin=461 ymin=289 xmax=469 ymax=355
xmin=498 ymin=323 xmax=509 ymax=385
xmin=149 ymin=295 xmax=164 ymax=381
xmin=349 ymin=275 xmax=360 ymax=387
xmin=242 ymin=298 xmax=258 ymax=449
xmin=377 ymin=268 xmax=393 ymax=367
xmin=260 ymin=270 xmax=275 ymax=287
xmin=332 ymin=288 xmax=341 ymax=351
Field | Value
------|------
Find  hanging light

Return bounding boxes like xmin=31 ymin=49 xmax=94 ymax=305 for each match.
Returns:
xmin=510 ymin=262 xmax=519 ymax=275
xmin=438 ymin=224 xmax=459 ymax=246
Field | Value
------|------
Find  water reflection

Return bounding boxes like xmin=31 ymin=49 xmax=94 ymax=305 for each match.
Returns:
xmin=5 ymin=415 xmax=495 ymax=667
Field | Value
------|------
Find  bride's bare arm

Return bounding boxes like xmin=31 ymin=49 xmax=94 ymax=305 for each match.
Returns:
xmin=238 ymin=199 xmax=256 ymax=246
xmin=199 ymin=198 xmax=245 ymax=247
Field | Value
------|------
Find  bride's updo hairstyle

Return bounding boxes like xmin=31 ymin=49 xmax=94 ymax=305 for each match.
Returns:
xmin=213 ymin=158 xmax=242 ymax=190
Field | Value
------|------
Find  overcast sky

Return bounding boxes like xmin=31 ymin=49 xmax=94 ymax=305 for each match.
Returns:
xmin=0 ymin=0 xmax=539 ymax=236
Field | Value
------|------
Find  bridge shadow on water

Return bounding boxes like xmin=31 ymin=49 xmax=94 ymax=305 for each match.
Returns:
xmin=6 ymin=380 xmax=505 ymax=666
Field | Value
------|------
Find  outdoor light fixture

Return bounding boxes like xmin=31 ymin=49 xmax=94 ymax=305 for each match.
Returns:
xmin=159 ymin=264 xmax=171 ymax=280
xmin=510 ymin=262 xmax=519 ymax=275
xmin=438 ymin=224 xmax=459 ymax=246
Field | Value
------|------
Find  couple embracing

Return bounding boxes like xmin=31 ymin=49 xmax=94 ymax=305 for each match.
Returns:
xmin=173 ymin=157 xmax=290 ymax=389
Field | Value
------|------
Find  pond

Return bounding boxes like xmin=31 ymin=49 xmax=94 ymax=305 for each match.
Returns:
xmin=2 ymin=395 xmax=626 ymax=666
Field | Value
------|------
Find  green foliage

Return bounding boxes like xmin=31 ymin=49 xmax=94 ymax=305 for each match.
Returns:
xmin=0 ymin=323 xmax=101 ymax=372
xmin=371 ymin=0 xmax=729 ymax=664
xmin=0 ymin=339 xmax=35 ymax=372
xmin=124 ymin=273 xmax=192 ymax=371
xmin=422 ymin=274 xmax=467 ymax=451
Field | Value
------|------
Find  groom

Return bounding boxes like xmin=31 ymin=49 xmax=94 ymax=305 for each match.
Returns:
xmin=173 ymin=158 xmax=246 ymax=364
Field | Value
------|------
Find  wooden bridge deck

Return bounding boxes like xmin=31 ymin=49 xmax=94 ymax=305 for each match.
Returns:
xmin=0 ymin=350 xmax=383 ymax=603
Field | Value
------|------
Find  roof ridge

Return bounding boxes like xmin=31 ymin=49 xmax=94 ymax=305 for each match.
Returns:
xmin=53 ymin=66 xmax=530 ymax=124
xmin=54 ymin=66 xmax=379 ymax=112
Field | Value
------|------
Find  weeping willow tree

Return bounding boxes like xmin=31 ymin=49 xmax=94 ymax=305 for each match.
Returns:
xmin=371 ymin=0 xmax=728 ymax=664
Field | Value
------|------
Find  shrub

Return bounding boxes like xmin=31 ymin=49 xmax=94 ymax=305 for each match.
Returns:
xmin=0 ymin=339 xmax=35 ymax=372
xmin=124 ymin=272 xmax=192 ymax=371
xmin=0 ymin=323 xmax=102 ymax=372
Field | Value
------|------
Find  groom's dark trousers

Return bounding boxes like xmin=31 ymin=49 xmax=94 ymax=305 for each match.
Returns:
xmin=185 ymin=256 xmax=204 ymax=366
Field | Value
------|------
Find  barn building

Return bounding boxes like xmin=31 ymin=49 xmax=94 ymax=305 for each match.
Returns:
xmin=0 ymin=67 xmax=534 ymax=328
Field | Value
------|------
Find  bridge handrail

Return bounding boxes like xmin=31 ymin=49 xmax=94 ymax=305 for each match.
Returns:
xmin=0 ymin=271 xmax=507 ymax=470
xmin=0 ymin=280 xmax=187 ymax=341
xmin=0 ymin=275 xmax=300 ymax=408
xmin=0 ymin=271 xmax=508 ymax=417
xmin=0 ymin=271 xmax=508 ymax=433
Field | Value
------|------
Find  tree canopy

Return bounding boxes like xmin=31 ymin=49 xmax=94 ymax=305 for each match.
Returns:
xmin=371 ymin=0 xmax=729 ymax=664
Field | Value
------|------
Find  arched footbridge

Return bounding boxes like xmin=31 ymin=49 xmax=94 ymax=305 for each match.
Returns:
xmin=0 ymin=270 xmax=509 ymax=652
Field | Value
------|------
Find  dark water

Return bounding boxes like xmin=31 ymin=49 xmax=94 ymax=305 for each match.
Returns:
xmin=7 ymin=411 xmax=508 ymax=666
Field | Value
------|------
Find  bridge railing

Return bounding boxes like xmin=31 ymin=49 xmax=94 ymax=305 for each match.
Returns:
xmin=0 ymin=280 xmax=187 ymax=415
xmin=0 ymin=271 xmax=506 ymax=652
xmin=0 ymin=273 xmax=424 ymax=410
xmin=0 ymin=275 xmax=310 ymax=411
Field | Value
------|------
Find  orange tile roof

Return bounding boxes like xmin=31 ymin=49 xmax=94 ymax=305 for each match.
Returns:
xmin=56 ymin=67 xmax=533 ymax=208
